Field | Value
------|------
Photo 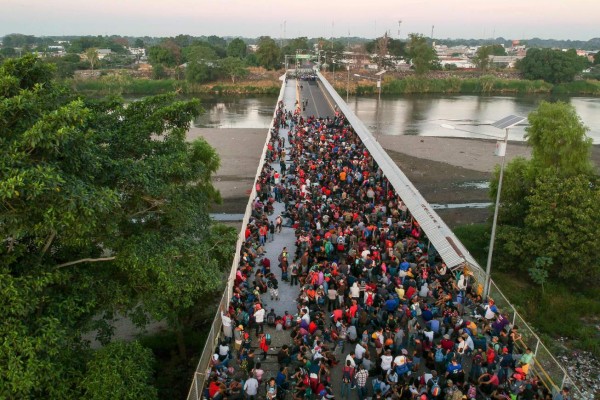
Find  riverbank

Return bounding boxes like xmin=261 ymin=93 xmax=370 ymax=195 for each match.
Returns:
xmin=69 ymin=77 xmax=281 ymax=96
xmin=69 ymin=72 xmax=600 ymax=97
xmin=344 ymin=75 xmax=600 ymax=96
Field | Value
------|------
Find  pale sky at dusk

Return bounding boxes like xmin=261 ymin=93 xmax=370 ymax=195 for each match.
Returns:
xmin=1 ymin=0 xmax=598 ymax=40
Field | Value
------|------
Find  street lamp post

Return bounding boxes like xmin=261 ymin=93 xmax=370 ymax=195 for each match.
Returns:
xmin=354 ymin=71 xmax=386 ymax=140
xmin=346 ymin=65 xmax=350 ymax=103
xmin=440 ymin=115 xmax=526 ymax=299
xmin=484 ymin=115 xmax=526 ymax=298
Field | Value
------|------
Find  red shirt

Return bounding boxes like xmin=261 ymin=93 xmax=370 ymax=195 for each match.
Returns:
xmin=209 ymin=381 xmax=220 ymax=398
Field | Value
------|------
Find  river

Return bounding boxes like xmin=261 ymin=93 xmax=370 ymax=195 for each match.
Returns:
xmin=193 ymin=94 xmax=600 ymax=143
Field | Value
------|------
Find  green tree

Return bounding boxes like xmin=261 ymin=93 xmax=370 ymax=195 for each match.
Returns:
xmin=0 ymin=55 xmax=235 ymax=397
xmin=406 ymin=33 xmax=438 ymax=75
xmin=148 ymin=45 xmax=176 ymax=67
xmin=227 ymin=38 xmax=247 ymax=58
xmin=518 ymin=48 xmax=589 ymax=83
xmin=526 ymin=101 xmax=594 ymax=176
xmin=491 ymin=101 xmax=599 ymax=285
xmin=0 ymin=47 xmax=17 ymax=58
xmin=134 ymin=38 xmax=145 ymax=48
xmin=473 ymin=45 xmax=492 ymax=71
xmin=282 ymin=37 xmax=309 ymax=56
xmin=220 ymin=56 xmax=249 ymax=83
xmin=81 ymin=341 xmax=157 ymax=400
xmin=256 ymin=36 xmax=281 ymax=70
xmin=148 ymin=39 xmax=182 ymax=68
xmin=184 ymin=43 xmax=218 ymax=63
xmin=85 ymin=47 xmax=99 ymax=70
xmin=47 ymin=53 xmax=82 ymax=78
xmin=517 ymin=174 xmax=600 ymax=284
xmin=184 ymin=44 xmax=219 ymax=83
xmin=152 ymin=63 xmax=167 ymax=79
xmin=594 ymin=51 xmax=600 ymax=65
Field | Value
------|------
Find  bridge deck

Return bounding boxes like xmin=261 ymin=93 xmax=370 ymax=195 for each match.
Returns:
xmin=190 ymin=75 xmax=583 ymax=400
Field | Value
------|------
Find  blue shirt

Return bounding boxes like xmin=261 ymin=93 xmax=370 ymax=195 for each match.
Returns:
xmin=385 ymin=298 xmax=399 ymax=312
xmin=276 ymin=372 xmax=286 ymax=386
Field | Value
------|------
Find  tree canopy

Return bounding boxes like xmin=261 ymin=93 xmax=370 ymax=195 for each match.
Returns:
xmin=256 ymin=36 xmax=281 ymax=70
xmin=518 ymin=48 xmax=589 ymax=84
xmin=406 ymin=33 xmax=438 ymax=75
xmin=227 ymin=38 xmax=247 ymax=59
xmin=491 ymin=101 xmax=599 ymax=286
xmin=0 ymin=55 xmax=236 ymax=398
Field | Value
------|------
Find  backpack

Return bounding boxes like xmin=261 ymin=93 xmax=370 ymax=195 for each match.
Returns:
xmin=285 ymin=316 xmax=292 ymax=328
xmin=267 ymin=313 xmax=276 ymax=326
xmin=430 ymin=378 xmax=441 ymax=396
xmin=342 ymin=367 xmax=352 ymax=383
xmin=373 ymin=380 xmax=381 ymax=393
xmin=435 ymin=348 xmax=445 ymax=363
xmin=265 ymin=333 xmax=272 ymax=345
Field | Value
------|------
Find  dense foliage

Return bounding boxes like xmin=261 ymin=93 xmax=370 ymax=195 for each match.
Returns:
xmin=0 ymin=55 xmax=236 ymax=398
xmin=518 ymin=48 xmax=589 ymax=83
xmin=491 ymin=101 xmax=599 ymax=286
xmin=406 ymin=33 xmax=439 ymax=75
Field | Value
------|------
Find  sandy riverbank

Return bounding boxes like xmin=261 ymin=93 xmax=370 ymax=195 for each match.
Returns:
xmin=191 ymin=128 xmax=600 ymax=227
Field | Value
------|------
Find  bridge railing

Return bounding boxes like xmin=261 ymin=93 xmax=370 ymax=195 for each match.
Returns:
xmin=185 ymin=79 xmax=287 ymax=400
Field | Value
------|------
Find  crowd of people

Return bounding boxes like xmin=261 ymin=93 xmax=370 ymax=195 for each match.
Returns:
xmin=205 ymin=86 xmax=568 ymax=400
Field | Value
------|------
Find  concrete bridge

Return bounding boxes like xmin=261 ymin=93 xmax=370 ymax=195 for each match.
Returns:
xmin=186 ymin=74 xmax=586 ymax=400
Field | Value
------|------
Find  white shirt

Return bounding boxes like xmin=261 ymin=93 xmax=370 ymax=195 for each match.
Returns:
xmin=484 ymin=304 xmax=496 ymax=320
xmin=221 ymin=312 xmax=232 ymax=327
xmin=345 ymin=354 xmax=356 ymax=368
xmin=381 ymin=354 xmax=393 ymax=371
xmin=355 ymin=343 xmax=366 ymax=360
xmin=254 ymin=308 xmax=265 ymax=323
xmin=393 ymin=355 xmax=406 ymax=366
xmin=244 ymin=378 xmax=259 ymax=395
xmin=219 ymin=344 xmax=229 ymax=356
xmin=465 ymin=335 xmax=475 ymax=351
xmin=350 ymin=284 xmax=360 ymax=298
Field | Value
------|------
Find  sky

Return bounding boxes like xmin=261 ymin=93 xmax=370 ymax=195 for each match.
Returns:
xmin=1 ymin=0 xmax=599 ymax=41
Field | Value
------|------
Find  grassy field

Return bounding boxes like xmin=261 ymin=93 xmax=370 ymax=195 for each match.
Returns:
xmin=454 ymin=223 xmax=600 ymax=357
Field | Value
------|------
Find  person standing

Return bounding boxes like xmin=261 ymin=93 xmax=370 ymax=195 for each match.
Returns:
xmin=341 ymin=360 xmax=355 ymax=399
xmin=243 ymin=376 xmax=259 ymax=400
xmin=254 ymin=304 xmax=265 ymax=336
xmin=290 ymin=262 xmax=299 ymax=286
xmin=269 ymin=221 xmax=275 ymax=242
xmin=221 ymin=307 xmax=233 ymax=343
xmin=355 ymin=364 xmax=369 ymax=400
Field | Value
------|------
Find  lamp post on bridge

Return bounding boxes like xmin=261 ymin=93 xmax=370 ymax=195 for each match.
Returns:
xmin=441 ymin=115 xmax=526 ymax=298
xmin=353 ymin=71 xmax=386 ymax=141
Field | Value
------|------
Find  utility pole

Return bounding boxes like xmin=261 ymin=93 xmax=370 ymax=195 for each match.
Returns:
xmin=398 ymin=20 xmax=402 ymax=40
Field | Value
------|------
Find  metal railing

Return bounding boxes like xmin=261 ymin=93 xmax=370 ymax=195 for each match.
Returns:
xmin=185 ymin=79 xmax=288 ymax=400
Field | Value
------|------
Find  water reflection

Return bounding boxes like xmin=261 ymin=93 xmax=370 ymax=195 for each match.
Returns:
xmin=125 ymin=93 xmax=600 ymax=142
xmin=349 ymin=94 xmax=600 ymax=143
xmin=193 ymin=96 xmax=276 ymax=128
